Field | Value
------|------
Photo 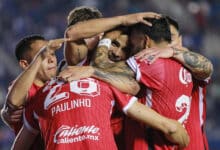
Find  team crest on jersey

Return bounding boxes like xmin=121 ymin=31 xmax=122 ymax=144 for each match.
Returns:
xmin=179 ymin=67 xmax=192 ymax=85
xmin=70 ymin=78 xmax=100 ymax=97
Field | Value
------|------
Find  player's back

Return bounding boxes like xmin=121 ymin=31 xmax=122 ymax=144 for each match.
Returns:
xmin=127 ymin=57 xmax=193 ymax=149
xmin=26 ymin=78 xmax=118 ymax=150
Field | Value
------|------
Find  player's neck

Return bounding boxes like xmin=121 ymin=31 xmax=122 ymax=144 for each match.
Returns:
xmin=34 ymin=78 xmax=45 ymax=87
xmin=151 ymin=41 xmax=168 ymax=48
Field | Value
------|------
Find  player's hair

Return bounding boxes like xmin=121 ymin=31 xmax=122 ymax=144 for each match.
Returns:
xmin=67 ymin=6 xmax=103 ymax=27
xmin=166 ymin=16 xmax=179 ymax=32
xmin=15 ymin=35 xmax=45 ymax=61
xmin=130 ymin=17 xmax=171 ymax=43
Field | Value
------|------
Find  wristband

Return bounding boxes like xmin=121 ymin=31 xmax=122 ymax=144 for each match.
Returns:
xmin=98 ymin=38 xmax=111 ymax=49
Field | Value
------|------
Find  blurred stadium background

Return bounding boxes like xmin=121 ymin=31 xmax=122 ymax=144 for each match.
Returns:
xmin=0 ymin=0 xmax=219 ymax=149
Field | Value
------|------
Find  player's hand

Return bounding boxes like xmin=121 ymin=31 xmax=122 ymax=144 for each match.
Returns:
xmin=57 ymin=66 xmax=94 ymax=82
xmin=36 ymin=38 xmax=71 ymax=60
xmin=47 ymin=38 xmax=71 ymax=51
xmin=134 ymin=47 xmax=174 ymax=63
xmin=1 ymin=105 xmax=23 ymax=127
xmin=122 ymin=12 xmax=161 ymax=26
xmin=165 ymin=119 xmax=190 ymax=148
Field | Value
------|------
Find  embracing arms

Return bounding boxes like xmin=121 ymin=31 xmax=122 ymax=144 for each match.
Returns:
xmin=135 ymin=46 xmax=213 ymax=80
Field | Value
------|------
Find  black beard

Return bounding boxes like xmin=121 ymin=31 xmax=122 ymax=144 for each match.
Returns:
xmin=130 ymin=45 xmax=143 ymax=56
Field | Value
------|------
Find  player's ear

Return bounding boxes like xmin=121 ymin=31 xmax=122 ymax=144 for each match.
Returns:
xmin=144 ymin=35 xmax=150 ymax=48
xmin=19 ymin=59 xmax=29 ymax=70
xmin=178 ymin=35 xmax=182 ymax=47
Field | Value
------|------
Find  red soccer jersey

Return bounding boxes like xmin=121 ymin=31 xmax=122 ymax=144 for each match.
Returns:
xmin=7 ymin=82 xmax=44 ymax=150
xmin=8 ymin=83 xmax=41 ymax=135
xmin=24 ymin=78 xmax=137 ymax=150
xmin=126 ymin=57 xmax=193 ymax=150
xmin=184 ymin=78 xmax=210 ymax=150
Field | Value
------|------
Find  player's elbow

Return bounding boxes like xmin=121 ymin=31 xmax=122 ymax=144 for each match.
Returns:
xmin=120 ymin=82 xmax=140 ymax=96
xmin=6 ymin=96 xmax=23 ymax=108
xmin=194 ymin=62 xmax=213 ymax=80
xmin=65 ymin=26 xmax=81 ymax=41
xmin=129 ymin=83 xmax=140 ymax=95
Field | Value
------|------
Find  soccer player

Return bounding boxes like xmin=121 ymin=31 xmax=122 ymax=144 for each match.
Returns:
xmin=135 ymin=16 xmax=213 ymax=150
xmin=62 ymin=6 xmax=160 ymax=79
xmin=61 ymin=7 xmax=165 ymax=149
xmin=11 ymin=26 xmax=190 ymax=150
xmin=59 ymin=15 xmax=214 ymax=150
xmin=0 ymin=35 xmax=68 ymax=149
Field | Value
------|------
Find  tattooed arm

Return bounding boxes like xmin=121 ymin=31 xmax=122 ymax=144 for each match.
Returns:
xmin=92 ymin=29 xmax=140 ymax=95
xmin=60 ymin=36 xmax=140 ymax=95
xmin=135 ymin=46 xmax=213 ymax=80
xmin=93 ymin=42 xmax=139 ymax=95
xmin=58 ymin=63 xmax=140 ymax=95
xmin=93 ymin=61 xmax=140 ymax=95
xmin=172 ymin=47 xmax=213 ymax=80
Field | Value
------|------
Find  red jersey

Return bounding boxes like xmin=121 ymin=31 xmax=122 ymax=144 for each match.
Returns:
xmin=24 ymin=78 xmax=137 ymax=150
xmin=7 ymin=82 xmax=44 ymax=150
xmin=126 ymin=57 xmax=193 ymax=150
xmin=7 ymin=83 xmax=41 ymax=135
xmin=184 ymin=78 xmax=210 ymax=150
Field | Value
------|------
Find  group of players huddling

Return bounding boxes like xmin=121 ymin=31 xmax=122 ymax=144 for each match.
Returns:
xmin=0 ymin=6 xmax=213 ymax=150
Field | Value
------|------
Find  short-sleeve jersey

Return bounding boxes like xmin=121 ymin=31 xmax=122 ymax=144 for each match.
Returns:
xmin=24 ymin=78 xmax=136 ymax=150
xmin=126 ymin=57 xmax=193 ymax=149
xmin=184 ymin=78 xmax=210 ymax=150
xmin=8 ymin=83 xmax=40 ymax=134
xmin=7 ymin=82 xmax=44 ymax=150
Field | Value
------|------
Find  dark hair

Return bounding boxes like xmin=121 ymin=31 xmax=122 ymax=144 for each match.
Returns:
xmin=130 ymin=17 xmax=171 ymax=43
xmin=15 ymin=35 xmax=45 ymax=61
xmin=67 ymin=6 xmax=102 ymax=27
xmin=166 ymin=16 xmax=179 ymax=32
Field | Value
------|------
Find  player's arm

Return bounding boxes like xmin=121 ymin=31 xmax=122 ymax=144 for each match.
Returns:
xmin=64 ymin=12 xmax=160 ymax=66
xmin=59 ymin=40 xmax=139 ymax=95
xmin=63 ymin=35 xmax=89 ymax=66
xmin=6 ymin=39 xmax=67 ymax=107
xmin=92 ymin=29 xmax=140 ymax=95
xmin=93 ymin=63 xmax=139 ymax=95
xmin=0 ymin=105 xmax=23 ymax=128
xmin=58 ymin=63 xmax=139 ymax=95
xmin=126 ymin=101 xmax=189 ymax=148
xmin=135 ymin=46 xmax=213 ymax=80
xmin=11 ymin=125 xmax=38 ymax=150
xmin=65 ymin=12 xmax=161 ymax=41
xmin=172 ymin=46 xmax=213 ymax=80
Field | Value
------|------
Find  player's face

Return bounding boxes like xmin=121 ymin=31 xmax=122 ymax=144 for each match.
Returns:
xmin=129 ymin=29 xmax=146 ymax=56
xmin=30 ymin=40 xmax=57 ymax=82
xmin=170 ymin=24 xmax=181 ymax=46
xmin=108 ymin=34 xmax=128 ymax=62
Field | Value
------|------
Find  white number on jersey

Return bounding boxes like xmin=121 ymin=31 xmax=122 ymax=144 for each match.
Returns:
xmin=175 ymin=95 xmax=191 ymax=125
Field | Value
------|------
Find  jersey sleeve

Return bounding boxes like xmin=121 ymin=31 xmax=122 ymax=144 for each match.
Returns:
xmin=110 ymin=86 xmax=137 ymax=114
xmin=23 ymin=97 xmax=39 ymax=135
xmin=127 ymin=56 xmax=165 ymax=89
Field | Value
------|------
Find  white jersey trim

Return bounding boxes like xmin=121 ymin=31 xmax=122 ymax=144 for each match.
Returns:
xmin=146 ymin=89 xmax=153 ymax=107
xmin=127 ymin=57 xmax=141 ymax=81
xmin=123 ymin=97 xmax=138 ymax=114
xmin=199 ymin=87 xmax=204 ymax=126
xmin=23 ymin=109 xmax=39 ymax=135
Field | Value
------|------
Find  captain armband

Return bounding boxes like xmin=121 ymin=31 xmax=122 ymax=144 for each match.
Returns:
xmin=98 ymin=38 xmax=111 ymax=49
